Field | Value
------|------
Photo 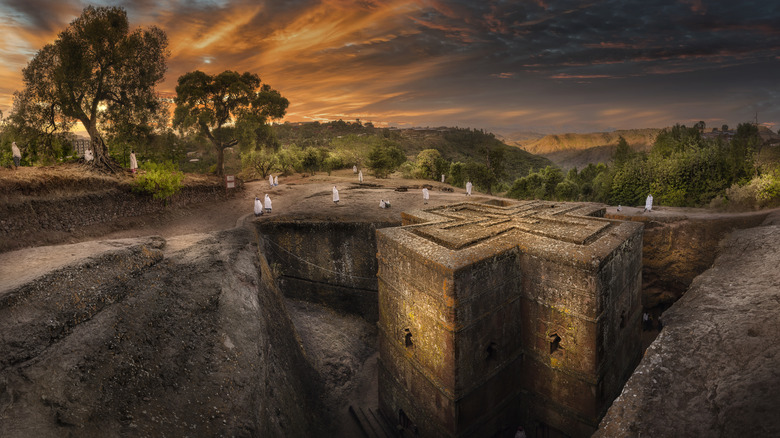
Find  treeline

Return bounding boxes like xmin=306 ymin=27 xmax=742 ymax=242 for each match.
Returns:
xmin=506 ymin=123 xmax=780 ymax=209
xmin=240 ymin=122 xmax=551 ymax=191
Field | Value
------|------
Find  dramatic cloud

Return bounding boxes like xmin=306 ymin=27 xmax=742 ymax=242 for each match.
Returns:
xmin=0 ymin=0 xmax=778 ymax=134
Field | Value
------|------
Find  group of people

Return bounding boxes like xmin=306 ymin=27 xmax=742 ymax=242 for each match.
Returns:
xmin=252 ymin=175 xmax=477 ymax=217
xmin=254 ymin=194 xmax=273 ymax=217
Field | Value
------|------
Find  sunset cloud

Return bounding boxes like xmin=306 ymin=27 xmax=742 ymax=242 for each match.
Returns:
xmin=0 ymin=0 xmax=777 ymax=134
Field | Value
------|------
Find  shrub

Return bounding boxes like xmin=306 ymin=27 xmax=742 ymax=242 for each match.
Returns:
xmin=133 ymin=161 xmax=184 ymax=202
xmin=367 ymin=144 xmax=406 ymax=178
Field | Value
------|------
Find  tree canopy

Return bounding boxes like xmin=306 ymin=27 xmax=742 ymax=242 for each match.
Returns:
xmin=13 ymin=6 xmax=169 ymax=170
xmin=173 ymin=70 xmax=288 ymax=175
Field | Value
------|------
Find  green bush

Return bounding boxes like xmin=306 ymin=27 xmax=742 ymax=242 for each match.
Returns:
xmin=132 ymin=161 xmax=184 ymax=201
xmin=367 ymin=143 xmax=406 ymax=178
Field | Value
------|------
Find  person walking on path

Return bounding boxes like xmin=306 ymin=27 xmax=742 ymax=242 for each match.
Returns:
xmin=644 ymin=194 xmax=653 ymax=212
xmin=422 ymin=187 xmax=429 ymax=204
xmin=333 ymin=186 xmax=340 ymax=204
xmin=264 ymin=194 xmax=272 ymax=213
xmin=358 ymin=170 xmax=363 ymax=183
xmin=254 ymin=196 xmax=263 ymax=217
xmin=11 ymin=142 xmax=21 ymax=170
xmin=129 ymin=151 xmax=138 ymax=174
xmin=273 ymin=175 xmax=278 ymax=186
xmin=466 ymin=181 xmax=472 ymax=196
xmin=269 ymin=174 xmax=274 ymax=188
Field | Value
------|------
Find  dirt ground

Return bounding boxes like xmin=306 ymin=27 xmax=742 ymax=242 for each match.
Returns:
xmin=1 ymin=167 xmax=491 ymax=250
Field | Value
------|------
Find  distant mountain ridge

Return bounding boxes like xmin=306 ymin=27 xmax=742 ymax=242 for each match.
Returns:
xmin=498 ymin=128 xmax=661 ymax=170
xmin=513 ymin=128 xmax=661 ymax=154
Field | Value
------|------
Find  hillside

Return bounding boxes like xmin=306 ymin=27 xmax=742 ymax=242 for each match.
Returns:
xmin=273 ymin=122 xmax=553 ymax=182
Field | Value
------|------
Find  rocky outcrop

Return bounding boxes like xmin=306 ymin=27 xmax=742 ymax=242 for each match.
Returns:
xmin=594 ymin=221 xmax=780 ymax=437
xmin=606 ymin=208 xmax=774 ymax=308
xmin=0 ymin=227 xmax=327 ymax=437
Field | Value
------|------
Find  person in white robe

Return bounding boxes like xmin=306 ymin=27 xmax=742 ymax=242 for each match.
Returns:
xmin=254 ymin=196 xmax=263 ymax=217
xmin=441 ymin=174 xmax=445 ymax=183
xmin=84 ymin=149 xmax=93 ymax=162
xmin=269 ymin=174 xmax=274 ymax=188
xmin=264 ymin=194 xmax=272 ymax=213
xmin=353 ymin=165 xmax=357 ymax=173
xmin=129 ymin=151 xmax=138 ymax=174
xmin=11 ymin=142 xmax=21 ymax=169
xmin=358 ymin=170 xmax=363 ymax=183
xmin=644 ymin=194 xmax=653 ymax=212
xmin=466 ymin=181 xmax=472 ymax=196
xmin=332 ymin=186 xmax=340 ymax=204
xmin=422 ymin=188 xmax=429 ymax=204
xmin=274 ymin=175 xmax=279 ymax=186
xmin=379 ymin=199 xmax=386 ymax=208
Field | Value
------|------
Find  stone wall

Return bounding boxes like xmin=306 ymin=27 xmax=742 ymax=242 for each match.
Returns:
xmin=376 ymin=201 xmax=644 ymax=438
xmin=255 ymin=219 xmax=400 ymax=322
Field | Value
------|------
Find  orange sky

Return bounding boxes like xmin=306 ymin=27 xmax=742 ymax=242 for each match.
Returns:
xmin=1 ymin=0 xmax=778 ymax=135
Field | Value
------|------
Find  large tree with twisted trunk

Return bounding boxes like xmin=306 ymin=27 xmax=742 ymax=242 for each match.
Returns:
xmin=14 ymin=6 xmax=168 ymax=171
xmin=173 ymin=70 xmax=288 ymax=176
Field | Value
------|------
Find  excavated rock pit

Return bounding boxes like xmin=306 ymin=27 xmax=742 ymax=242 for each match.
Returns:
xmin=2 ymin=170 xmax=779 ymax=437
xmin=595 ymin=216 xmax=780 ymax=437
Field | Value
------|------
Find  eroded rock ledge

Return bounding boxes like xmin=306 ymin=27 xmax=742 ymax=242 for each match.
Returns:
xmin=0 ymin=228 xmax=327 ymax=437
xmin=595 ymin=220 xmax=780 ymax=437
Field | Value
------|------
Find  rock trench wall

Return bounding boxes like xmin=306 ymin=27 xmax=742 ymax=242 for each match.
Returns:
xmin=0 ymin=228 xmax=329 ymax=437
xmin=0 ymin=183 xmax=231 ymax=253
xmin=595 ymin=219 xmax=780 ymax=437
xmin=255 ymin=219 xmax=400 ymax=322
xmin=606 ymin=210 xmax=774 ymax=308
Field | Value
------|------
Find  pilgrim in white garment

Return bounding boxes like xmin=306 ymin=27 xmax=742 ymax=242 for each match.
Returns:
xmin=264 ymin=194 xmax=272 ymax=213
xmin=269 ymin=174 xmax=274 ymax=188
xmin=254 ymin=196 xmax=263 ymax=217
xmin=333 ymin=186 xmax=340 ymax=204
xmin=274 ymin=175 xmax=278 ymax=186
xmin=466 ymin=181 xmax=472 ymax=196
xmin=422 ymin=188 xmax=429 ymax=204
xmin=644 ymin=194 xmax=653 ymax=212
xmin=358 ymin=170 xmax=363 ymax=183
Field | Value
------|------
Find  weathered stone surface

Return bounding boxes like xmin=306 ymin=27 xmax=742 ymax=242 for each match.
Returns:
xmin=377 ymin=200 xmax=644 ymax=437
xmin=606 ymin=208 xmax=774 ymax=308
xmin=0 ymin=228 xmax=327 ymax=437
xmin=256 ymin=219 xmax=399 ymax=321
xmin=594 ymin=223 xmax=780 ymax=437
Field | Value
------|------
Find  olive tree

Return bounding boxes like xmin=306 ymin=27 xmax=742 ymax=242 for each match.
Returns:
xmin=14 ymin=6 xmax=168 ymax=170
xmin=173 ymin=70 xmax=288 ymax=176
